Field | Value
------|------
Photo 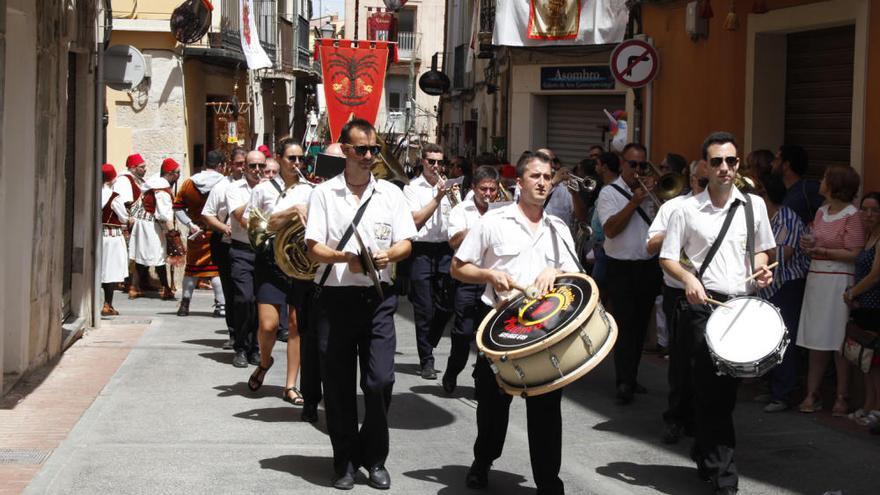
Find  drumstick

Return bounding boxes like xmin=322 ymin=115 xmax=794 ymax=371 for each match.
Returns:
xmin=509 ymin=282 xmax=540 ymax=300
xmin=740 ymin=261 xmax=779 ymax=284
xmin=705 ymin=297 xmax=732 ymax=309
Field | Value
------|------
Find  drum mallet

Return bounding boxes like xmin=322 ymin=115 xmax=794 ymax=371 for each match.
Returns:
xmin=509 ymin=282 xmax=540 ymax=300
xmin=739 ymin=261 xmax=779 ymax=285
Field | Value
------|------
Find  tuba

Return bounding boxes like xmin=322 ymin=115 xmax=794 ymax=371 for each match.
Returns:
xmin=373 ymin=134 xmax=410 ymax=185
xmin=274 ymin=209 xmax=318 ymax=281
xmin=247 ymin=207 xmax=272 ymax=252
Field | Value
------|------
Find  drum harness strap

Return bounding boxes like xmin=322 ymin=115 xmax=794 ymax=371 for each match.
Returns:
xmin=697 ymin=194 xmax=755 ymax=297
xmin=312 ymin=193 xmax=375 ymax=299
xmin=610 ymin=184 xmax=652 ymax=225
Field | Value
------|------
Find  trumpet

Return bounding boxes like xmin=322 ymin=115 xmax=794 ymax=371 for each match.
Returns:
xmin=438 ymin=174 xmax=460 ymax=206
xmin=565 ymin=175 xmax=597 ymax=194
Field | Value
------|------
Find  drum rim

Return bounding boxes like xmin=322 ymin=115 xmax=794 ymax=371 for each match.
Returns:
xmin=705 ymin=295 xmax=787 ymax=365
xmin=476 ymin=273 xmax=599 ymax=360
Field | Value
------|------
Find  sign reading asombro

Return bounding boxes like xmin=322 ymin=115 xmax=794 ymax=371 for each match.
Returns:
xmin=540 ymin=66 xmax=615 ymax=90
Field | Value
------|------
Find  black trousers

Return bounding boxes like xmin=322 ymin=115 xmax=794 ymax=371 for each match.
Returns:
xmin=445 ymin=282 xmax=484 ymax=380
xmin=409 ymin=242 xmax=454 ymax=368
xmin=684 ymin=302 xmax=740 ymax=491
xmin=210 ymin=233 xmax=235 ymax=332
xmin=472 ymin=304 xmax=564 ymax=495
xmin=294 ymin=279 xmax=321 ymax=406
xmin=606 ymin=257 xmax=662 ymax=388
xmin=230 ymin=241 xmax=258 ymax=354
xmin=767 ymin=278 xmax=805 ymax=403
xmin=315 ymin=284 xmax=397 ymax=476
xmin=662 ymin=285 xmax=694 ymax=431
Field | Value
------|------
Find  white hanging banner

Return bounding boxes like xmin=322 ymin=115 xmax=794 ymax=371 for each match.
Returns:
xmin=239 ymin=0 xmax=272 ymax=69
xmin=493 ymin=0 xmax=629 ymax=47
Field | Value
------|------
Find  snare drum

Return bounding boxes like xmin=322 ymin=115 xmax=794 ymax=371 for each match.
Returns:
xmin=476 ymin=273 xmax=617 ymax=397
xmin=705 ymin=296 xmax=788 ymax=378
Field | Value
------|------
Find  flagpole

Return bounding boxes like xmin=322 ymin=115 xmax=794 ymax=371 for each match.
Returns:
xmin=354 ymin=0 xmax=359 ymax=41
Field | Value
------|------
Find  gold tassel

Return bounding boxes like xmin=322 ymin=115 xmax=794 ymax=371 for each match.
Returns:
xmin=723 ymin=2 xmax=739 ymax=31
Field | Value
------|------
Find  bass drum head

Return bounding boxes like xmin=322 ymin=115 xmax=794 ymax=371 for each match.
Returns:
xmin=706 ymin=296 xmax=786 ymax=364
xmin=480 ymin=274 xmax=595 ymax=353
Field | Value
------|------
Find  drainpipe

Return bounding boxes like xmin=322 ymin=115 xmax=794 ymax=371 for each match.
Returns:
xmin=93 ymin=0 xmax=108 ymax=327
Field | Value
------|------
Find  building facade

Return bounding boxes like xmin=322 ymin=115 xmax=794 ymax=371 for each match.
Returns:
xmin=1 ymin=0 xmax=103 ymax=393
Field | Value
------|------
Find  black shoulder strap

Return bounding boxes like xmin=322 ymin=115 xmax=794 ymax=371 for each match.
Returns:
xmin=743 ymin=193 xmax=755 ymax=277
xmin=698 ymin=199 xmax=741 ymax=281
xmin=609 ymin=183 xmax=652 ymax=225
xmin=315 ymin=193 xmax=375 ymax=290
xmin=546 ymin=220 xmax=586 ymax=274
xmin=269 ymin=179 xmax=283 ymax=194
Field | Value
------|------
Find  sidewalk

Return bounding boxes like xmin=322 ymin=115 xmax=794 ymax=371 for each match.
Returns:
xmin=6 ymin=290 xmax=880 ymax=494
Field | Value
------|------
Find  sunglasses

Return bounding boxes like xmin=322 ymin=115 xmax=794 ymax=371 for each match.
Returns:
xmin=426 ymin=158 xmax=445 ymax=166
xmin=286 ymin=155 xmax=305 ymax=163
xmin=627 ymin=160 xmax=651 ymax=170
xmin=709 ymin=156 xmax=738 ymax=167
xmin=345 ymin=144 xmax=381 ymax=156
xmin=247 ymin=162 xmax=267 ymax=169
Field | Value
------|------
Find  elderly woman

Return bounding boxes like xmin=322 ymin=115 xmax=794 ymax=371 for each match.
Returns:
xmin=797 ymin=165 xmax=865 ymax=415
xmin=843 ymin=192 xmax=880 ymax=425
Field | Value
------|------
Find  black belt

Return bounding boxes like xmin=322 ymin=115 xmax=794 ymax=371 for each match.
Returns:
xmin=412 ymin=241 xmax=452 ymax=252
xmin=706 ymin=290 xmax=738 ymax=302
xmin=231 ymin=240 xmax=253 ymax=250
xmin=320 ymin=283 xmax=391 ymax=294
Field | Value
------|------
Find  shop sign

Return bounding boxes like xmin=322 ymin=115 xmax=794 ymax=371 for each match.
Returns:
xmin=540 ymin=66 xmax=615 ymax=90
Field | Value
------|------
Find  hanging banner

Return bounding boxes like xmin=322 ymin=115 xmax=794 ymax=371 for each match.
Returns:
xmin=317 ymin=39 xmax=398 ymax=142
xmin=493 ymin=0 xmax=628 ymax=46
xmin=239 ymin=0 xmax=272 ymax=69
xmin=367 ymin=11 xmax=397 ymax=41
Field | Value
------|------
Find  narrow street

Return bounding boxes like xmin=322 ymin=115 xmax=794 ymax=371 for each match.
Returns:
xmin=0 ymin=291 xmax=874 ymax=494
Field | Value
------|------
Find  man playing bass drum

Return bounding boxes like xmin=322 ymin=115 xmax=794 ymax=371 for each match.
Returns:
xmin=452 ymin=151 xmax=579 ymax=495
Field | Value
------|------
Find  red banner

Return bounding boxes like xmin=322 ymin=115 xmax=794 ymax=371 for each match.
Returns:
xmin=317 ymin=39 xmax=398 ymax=143
xmin=368 ymin=12 xmax=397 ymax=41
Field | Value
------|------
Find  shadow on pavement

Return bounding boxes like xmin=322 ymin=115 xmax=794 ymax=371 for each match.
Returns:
xmin=214 ymin=382 xmax=286 ymax=399
xmin=199 ymin=351 xmax=234 ymax=365
xmin=260 ymin=454 xmax=333 ymax=488
xmin=394 ymin=362 xmax=423 ymax=376
xmin=595 ymin=462 xmax=705 ymax=495
xmin=409 ymin=384 xmax=476 ymax=400
xmin=403 ymin=464 xmax=532 ymax=494
xmin=388 ymin=392 xmax=456 ymax=430
xmin=182 ymin=338 xmax=226 ymax=349
xmin=234 ymin=406 xmax=302 ymax=423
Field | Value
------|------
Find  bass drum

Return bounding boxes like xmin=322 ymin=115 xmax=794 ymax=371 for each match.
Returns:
xmin=476 ymin=273 xmax=617 ymax=398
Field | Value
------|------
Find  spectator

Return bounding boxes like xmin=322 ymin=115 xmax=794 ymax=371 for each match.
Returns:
xmin=757 ymin=173 xmax=810 ymax=412
xmin=797 ymin=164 xmax=865 ymax=416
xmin=658 ymin=153 xmax=687 ymax=176
xmin=589 ymin=145 xmax=604 ymax=161
xmin=747 ymin=149 xmax=774 ymax=179
xmin=772 ymin=145 xmax=824 ymax=223
xmin=843 ymin=192 xmax=880 ymax=426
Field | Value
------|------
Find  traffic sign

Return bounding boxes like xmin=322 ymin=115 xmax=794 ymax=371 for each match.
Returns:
xmin=610 ymin=39 xmax=659 ymax=88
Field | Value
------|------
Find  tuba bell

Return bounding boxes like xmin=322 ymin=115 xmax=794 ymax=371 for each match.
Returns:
xmin=247 ymin=207 xmax=272 ymax=251
xmin=373 ymin=133 xmax=410 ymax=185
xmin=274 ymin=210 xmax=318 ymax=281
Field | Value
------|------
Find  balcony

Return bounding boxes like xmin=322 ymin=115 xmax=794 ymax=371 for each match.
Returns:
xmin=480 ymin=0 xmax=495 ymax=34
xmin=397 ymin=31 xmax=418 ymax=62
xmin=219 ymin=0 xmax=277 ymax=62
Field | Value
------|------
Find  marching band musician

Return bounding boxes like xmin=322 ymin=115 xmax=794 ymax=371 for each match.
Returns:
xmin=245 ymin=140 xmax=314 ymax=419
xmin=172 ymin=150 xmax=225 ymax=317
xmin=128 ymin=158 xmax=181 ymax=301
xmin=225 ymin=150 xmax=265 ymax=368
xmin=402 ymin=143 xmax=459 ymax=380
xmin=441 ymin=165 xmax=502 ymax=394
xmin=100 ymin=164 xmax=129 ymax=316
xmin=660 ymin=132 xmax=774 ymax=495
xmin=452 ymin=151 xmax=579 ymax=495
xmin=305 ymin=119 xmax=417 ymax=490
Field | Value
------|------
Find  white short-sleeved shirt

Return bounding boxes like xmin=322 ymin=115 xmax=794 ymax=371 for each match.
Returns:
xmin=455 ymin=203 xmax=581 ymax=306
xmin=660 ymin=188 xmax=775 ymax=296
xmin=305 ymin=174 xmax=417 ymax=287
xmin=112 ymin=171 xmax=141 ymax=205
xmin=403 ymin=174 xmax=457 ymax=243
xmin=224 ymin=179 xmax=255 ymax=244
xmin=447 ymin=199 xmax=484 ymax=239
xmin=202 ymin=176 xmax=235 ymax=243
xmin=247 ymin=177 xmax=311 ymax=217
xmin=275 ymin=182 xmax=313 ymax=212
xmin=597 ymin=176 xmax=655 ymax=260
xmin=647 ymin=194 xmax=692 ymax=289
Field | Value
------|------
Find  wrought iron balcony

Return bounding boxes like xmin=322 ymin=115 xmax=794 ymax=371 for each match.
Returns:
xmin=480 ymin=0 xmax=495 ymax=34
xmin=219 ymin=0 xmax=277 ymax=63
xmin=398 ymin=31 xmax=417 ymax=61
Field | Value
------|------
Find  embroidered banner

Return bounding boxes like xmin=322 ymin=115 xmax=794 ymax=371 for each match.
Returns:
xmin=494 ymin=0 xmax=628 ymax=46
xmin=239 ymin=0 xmax=272 ymax=69
xmin=367 ymin=11 xmax=397 ymax=41
xmin=317 ymin=39 xmax=398 ymax=142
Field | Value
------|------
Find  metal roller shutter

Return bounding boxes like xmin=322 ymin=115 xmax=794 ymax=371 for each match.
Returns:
xmin=547 ymin=94 xmax=625 ymax=167
xmin=785 ymin=25 xmax=855 ymax=177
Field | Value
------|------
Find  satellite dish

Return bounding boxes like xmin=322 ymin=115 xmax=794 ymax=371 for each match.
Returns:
xmin=104 ymin=45 xmax=147 ymax=91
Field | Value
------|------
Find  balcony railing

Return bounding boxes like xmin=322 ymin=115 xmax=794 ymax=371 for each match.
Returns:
xmin=398 ymin=31 xmax=416 ymax=61
xmin=480 ymin=0 xmax=495 ymax=33
xmin=220 ymin=0 xmax=277 ymax=62
xmin=295 ymin=15 xmax=315 ymax=72
xmin=279 ymin=16 xmax=294 ymax=71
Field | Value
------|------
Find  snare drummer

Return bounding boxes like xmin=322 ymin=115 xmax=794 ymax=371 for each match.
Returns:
xmin=660 ymin=132 xmax=774 ymax=495
xmin=452 ymin=151 xmax=579 ymax=494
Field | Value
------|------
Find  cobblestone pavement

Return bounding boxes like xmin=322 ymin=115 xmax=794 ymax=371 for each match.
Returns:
xmin=6 ymin=290 xmax=879 ymax=494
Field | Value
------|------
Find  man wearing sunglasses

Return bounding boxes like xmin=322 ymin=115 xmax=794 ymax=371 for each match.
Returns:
xmin=660 ymin=132 xmax=774 ymax=495
xmin=596 ymin=142 xmax=663 ymax=405
xmin=402 ymin=143 xmax=458 ymax=380
xmin=305 ymin=119 xmax=417 ymax=490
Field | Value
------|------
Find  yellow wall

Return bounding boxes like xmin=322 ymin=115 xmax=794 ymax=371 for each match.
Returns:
xmin=643 ymin=0 xmax=879 ymax=192
xmin=112 ymin=0 xmax=181 ymax=20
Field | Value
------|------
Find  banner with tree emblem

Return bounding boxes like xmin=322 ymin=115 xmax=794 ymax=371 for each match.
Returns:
xmin=316 ymin=39 xmax=398 ymax=142
xmin=239 ymin=0 xmax=272 ymax=69
xmin=493 ymin=0 xmax=628 ymax=47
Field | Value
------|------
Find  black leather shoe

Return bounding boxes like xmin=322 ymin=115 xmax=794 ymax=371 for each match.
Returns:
xmin=248 ymin=352 xmax=261 ymax=366
xmin=332 ymin=472 xmax=355 ymax=490
xmin=661 ymin=422 xmax=683 ymax=445
xmin=465 ymin=461 xmax=489 ymax=489
xmin=367 ymin=466 xmax=390 ymax=490
xmin=232 ymin=351 xmax=248 ymax=368
xmin=301 ymin=403 xmax=318 ymax=423
xmin=222 ymin=338 xmax=234 ymax=350
xmin=634 ymin=383 xmax=648 ymax=394
xmin=176 ymin=298 xmax=190 ymax=317
xmin=615 ymin=384 xmax=634 ymax=405
xmin=277 ymin=328 xmax=289 ymax=342
xmin=441 ymin=372 xmax=456 ymax=394
xmin=421 ymin=364 xmax=437 ymax=380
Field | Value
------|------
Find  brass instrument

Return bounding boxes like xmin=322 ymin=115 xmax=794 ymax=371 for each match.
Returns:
xmin=734 ymin=173 xmax=757 ymax=193
xmin=496 ymin=183 xmax=514 ymax=202
xmin=274 ymin=210 xmax=318 ymax=280
xmin=373 ymin=134 xmax=410 ymax=185
xmin=635 ymin=162 xmax=686 ymax=207
xmin=565 ymin=175 xmax=597 ymax=194
xmin=247 ymin=207 xmax=272 ymax=251
xmin=438 ymin=174 xmax=460 ymax=206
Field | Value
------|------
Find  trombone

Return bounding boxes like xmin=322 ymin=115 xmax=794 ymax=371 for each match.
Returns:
xmin=635 ymin=162 xmax=686 ymax=208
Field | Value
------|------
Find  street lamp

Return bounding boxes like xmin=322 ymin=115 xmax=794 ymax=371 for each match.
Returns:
xmin=319 ymin=22 xmax=335 ymax=39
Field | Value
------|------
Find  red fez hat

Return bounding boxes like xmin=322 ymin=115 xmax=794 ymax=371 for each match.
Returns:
xmin=161 ymin=158 xmax=180 ymax=174
xmin=500 ymin=164 xmax=516 ymax=179
xmin=126 ymin=153 xmax=145 ymax=168
xmin=257 ymin=144 xmax=272 ymax=158
xmin=102 ymin=163 xmax=117 ymax=182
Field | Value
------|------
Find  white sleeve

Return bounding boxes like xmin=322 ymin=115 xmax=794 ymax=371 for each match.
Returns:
xmin=202 ymin=187 xmax=220 ymax=216
xmin=596 ymin=187 xmax=619 ymax=226
xmin=659 ymin=208 xmax=685 ymax=261
xmin=227 ymin=187 xmax=249 ymax=218
xmin=390 ymin=187 xmax=418 ymax=243
xmin=304 ymin=188 xmax=328 ymax=245
xmin=154 ymin=191 xmax=174 ymax=222
xmin=402 ymin=183 xmax=420 ymax=212
xmin=245 ymin=186 xmax=264 ymax=221
xmin=112 ymin=177 xmax=132 ymax=203
xmin=647 ymin=200 xmax=674 ymax=242
xmin=112 ymin=196 xmax=129 ymax=223
xmin=751 ymin=195 xmax=776 ymax=253
xmin=455 ymin=219 xmax=486 ymax=265
xmin=447 ymin=203 xmax=466 ymax=237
